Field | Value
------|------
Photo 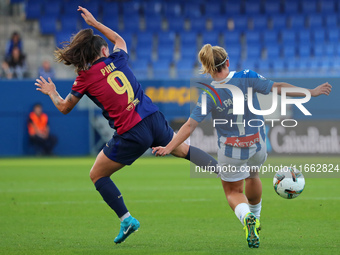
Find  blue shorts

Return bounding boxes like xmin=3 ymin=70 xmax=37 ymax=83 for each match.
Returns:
xmin=103 ymin=111 xmax=174 ymax=165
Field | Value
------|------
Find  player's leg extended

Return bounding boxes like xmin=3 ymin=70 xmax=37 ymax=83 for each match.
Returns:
xmin=221 ymin=180 xmax=259 ymax=248
xmin=170 ymin=134 xmax=219 ymax=174
xmin=90 ymin=150 xmax=140 ymax=244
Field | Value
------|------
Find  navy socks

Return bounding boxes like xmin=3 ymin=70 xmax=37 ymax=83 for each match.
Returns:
xmin=94 ymin=177 xmax=128 ymax=218
xmin=185 ymin=146 xmax=218 ymax=174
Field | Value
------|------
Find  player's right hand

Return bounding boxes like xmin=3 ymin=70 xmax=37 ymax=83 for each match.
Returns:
xmin=311 ymin=82 xmax=332 ymax=97
xmin=78 ymin=6 xmax=98 ymax=27
xmin=35 ymin=76 xmax=56 ymax=96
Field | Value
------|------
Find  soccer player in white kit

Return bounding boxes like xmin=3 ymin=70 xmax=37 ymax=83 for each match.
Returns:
xmin=153 ymin=44 xmax=332 ymax=248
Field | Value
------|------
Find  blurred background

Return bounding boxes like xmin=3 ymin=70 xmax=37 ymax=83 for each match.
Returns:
xmin=0 ymin=0 xmax=339 ymax=157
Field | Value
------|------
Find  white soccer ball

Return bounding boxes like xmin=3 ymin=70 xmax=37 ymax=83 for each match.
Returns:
xmin=273 ymin=166 xmax=305 ymax=199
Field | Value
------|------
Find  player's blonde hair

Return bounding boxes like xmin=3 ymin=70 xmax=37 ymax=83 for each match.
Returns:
xmin=198 ymin=44 xmax=229 ymax=75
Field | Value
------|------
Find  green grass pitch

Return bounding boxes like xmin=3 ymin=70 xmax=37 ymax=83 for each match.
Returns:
xmin=1 ymin=156 xmax=339 ymax=255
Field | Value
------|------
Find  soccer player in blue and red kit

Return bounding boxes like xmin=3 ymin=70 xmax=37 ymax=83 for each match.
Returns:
xmin=153 ymin=44 xmax=332 ymax=248
xmin=35 ymin=7 xmax=217 ymax=244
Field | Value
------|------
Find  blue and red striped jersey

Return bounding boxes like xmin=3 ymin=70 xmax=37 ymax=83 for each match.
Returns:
xmin=71 ymin=49 xmax=158 ymax=135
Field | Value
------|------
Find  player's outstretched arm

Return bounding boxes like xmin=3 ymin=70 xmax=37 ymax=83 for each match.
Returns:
xmin=152 ymin=118 xmax=199 ymax=156
xmin=35 ymin=76 xmax=80 ymax=115
xmin=272 ymin=82 xmax=332 ymax=97
xmin=77 ymin=6 xmax=127 ymax=53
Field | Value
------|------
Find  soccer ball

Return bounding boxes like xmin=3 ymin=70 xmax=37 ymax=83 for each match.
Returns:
xmin=273 ymin=166 xmax=305 ymax=199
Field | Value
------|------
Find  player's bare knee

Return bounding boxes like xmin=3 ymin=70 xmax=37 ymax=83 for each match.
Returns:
xmin=89 ymin=168 xmax=99 ymax=183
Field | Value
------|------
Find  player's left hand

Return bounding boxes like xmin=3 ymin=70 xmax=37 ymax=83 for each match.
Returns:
xmin=35 ymin=76 xmax=56 ymax=95
xmin=152 ymin=146 xmax=171 ymax=157
xmin=78 ymin=6 xmax=98 ymax=27
xmin=311 ymin=82 xmax=332 ymax=97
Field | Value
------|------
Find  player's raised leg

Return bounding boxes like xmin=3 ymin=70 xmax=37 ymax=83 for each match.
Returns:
xmin=90 ymin=150 xmax=140 ymax=244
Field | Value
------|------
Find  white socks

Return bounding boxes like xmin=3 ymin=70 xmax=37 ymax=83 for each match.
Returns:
xmin=234 ymin=203 xmax=251 ymax=225
xmin=119 ymin=212 xmax=131 ymax=222
xmin=249 ymin=199 xmax=262 ymax=220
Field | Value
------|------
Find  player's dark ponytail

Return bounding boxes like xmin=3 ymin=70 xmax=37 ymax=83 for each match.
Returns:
xmin=55 ymin=28 xmax=108 ymax=74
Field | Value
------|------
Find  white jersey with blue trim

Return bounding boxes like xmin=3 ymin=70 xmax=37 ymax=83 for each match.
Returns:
xmin=190 ymin=69 xmax=274 ymax=160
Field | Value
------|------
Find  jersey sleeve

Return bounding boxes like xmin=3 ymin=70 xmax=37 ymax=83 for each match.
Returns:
xmin=70 ymin=74 xmax=87 ymax=98
xmin=190 ymin=91 xmax=214 ymax=123
xmin=109 ymin=48 xmax=129 ymax=67
xmin=248 ymin=70 xmax=274 ymax=95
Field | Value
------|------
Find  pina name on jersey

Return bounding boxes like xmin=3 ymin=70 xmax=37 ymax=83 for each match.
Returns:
xmin=100 ymin=63 xmax=117 ymax=76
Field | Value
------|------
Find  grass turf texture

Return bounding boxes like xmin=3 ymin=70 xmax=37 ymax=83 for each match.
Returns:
xmin=1 ymin=156 xmax=339 ymax=255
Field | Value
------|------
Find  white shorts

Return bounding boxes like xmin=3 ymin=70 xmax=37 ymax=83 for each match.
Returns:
xmin=217 ymin=144 xmax=267 ymax=182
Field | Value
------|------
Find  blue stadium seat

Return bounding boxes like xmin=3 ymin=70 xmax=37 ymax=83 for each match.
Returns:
xmin=180 ymin=46 xmax=197 ymax=59
xmin=245 ymin=2 xmax=261 ymax=15
xmin=224 ymin=2 xmax=241 ymax=15
xmin=117 ymin=32 xmax=133 ymax=48
xmin=271 ymin=60 xmax=285 ymax=71
xmin=44 ymin=2 xmax=61 ymax=18
xmin=246 ymin=45 xmax=262 ymax=59
xmin=122 ymin=1 xmax=140 ymax=16
xmin=290 ymin=15 xmax=306 ymax=29
xmin=62 ymin=0 xmax=81 ymax=15
xmin=158 ymin=45 xmax=174 ymax=62
xmin=211 ymin=16 xmax=228 ymax=32
xmin=25 ymin=0 xmax=42 ymax=19
xmin=266 ymin=46 xmax=280 ymax=59
xmin=228 ymin=59 xmax=238 ymax=71
xmin=163 ymin=2 xmax=182 ymax=17
xmin=224 ymin=31 xmax=241 ymax=46
xmin=123 ymin=15 xmax=141 ymax=32
xmin=297 ymin=45 xmax=311 ymax=58
xmin=60 ymin=16 xmax=79 ymax=33
xmin=226 ymin=45 xmax=241 ymax=60
xmin=301 ymin=0 xmax=317 ymax=13
xmin=143 ymin=1 xmax=162 ymax=16
xmin=167 ymin=16 xmax=185 ymax=32
xmin=263 ymin=30 xmax=278 ymax=44
xmin=320 ymin=0 xmax=335 ymax=13
xmin=325 ymin=14 xmax=338 ymax=28
xmin=39 ymin=16 xmax=57 ymax=35
xmin=136 ymin=44 xmax=153 ymax=61
xmin=281 ymin=30 xmax=296 ymax=44
xmin=252 ymin=16 xmax=268 ymax=30
xmin=298 ymin=30 xmax=310 ymax=43
xmin=136 ymin=31 xmax=154 ymax=46
xmin=286 ymin=59 xmax=298 ymax=72
xmin=284 ymin=1 xmax=299 ymax=14
xmin=204 ymin=3 xmax=222 ymax=16
xmin=55 ymin=31 xmax=72 ymax=48
xmin=145 ymin=15 xmax=163 ymax=32
xmin=270 ymin=15 xmax=287 ymax=29
xmin=313 ymin=44 xmax=323 ymax=58
xmin=324 ymin=44 xmax=335 ymax=57
xmin=183 ymin=3 xmax=202 ymax=18
xmin=295 ymin=58 xmax=310 ymax=71
xmin=101 ymin=2 xmax=119 ymax=17
xmin=312 ymin=30 xmax=326 ymax=43
xmin=82 ymin=2 xmax=99 ymax=17
xmin=328 ymin=29 xmax=339 ymax=42
xmin=176 ymin=60 xmax=195 ymax=79
xmin=246 ymin=31 xmax=261 ymax=44
xmin=233 ymin=16 xmax=249 ymax=31
xmin=257 ymin=60 xmax=271 ymax=72
xmin=152 ymin=61 xmax=171 ymax=79
xmin=131 ymin=59 xmax=149 ymax=70
xmin=282 ymin=46 xmax=296 ymax=58
xmin=264 ymin=1 xmax=281 ymax=14
xmin=158 ymin=31 xmax=176 ymax=46
xmin=102 ymin=15 xmax=120 ymax=32
xmin=240 ymin=59 xmax=256 ymax=71
xmin=308 ymin=15 xmax=323 ymax=28
xmin=202 ymin=31 xmax=220 ymax=46
xmin=190 ymin=17 xmax=207 ymax=31
xmin=181 ymin=31 xmax=197 ymax=46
